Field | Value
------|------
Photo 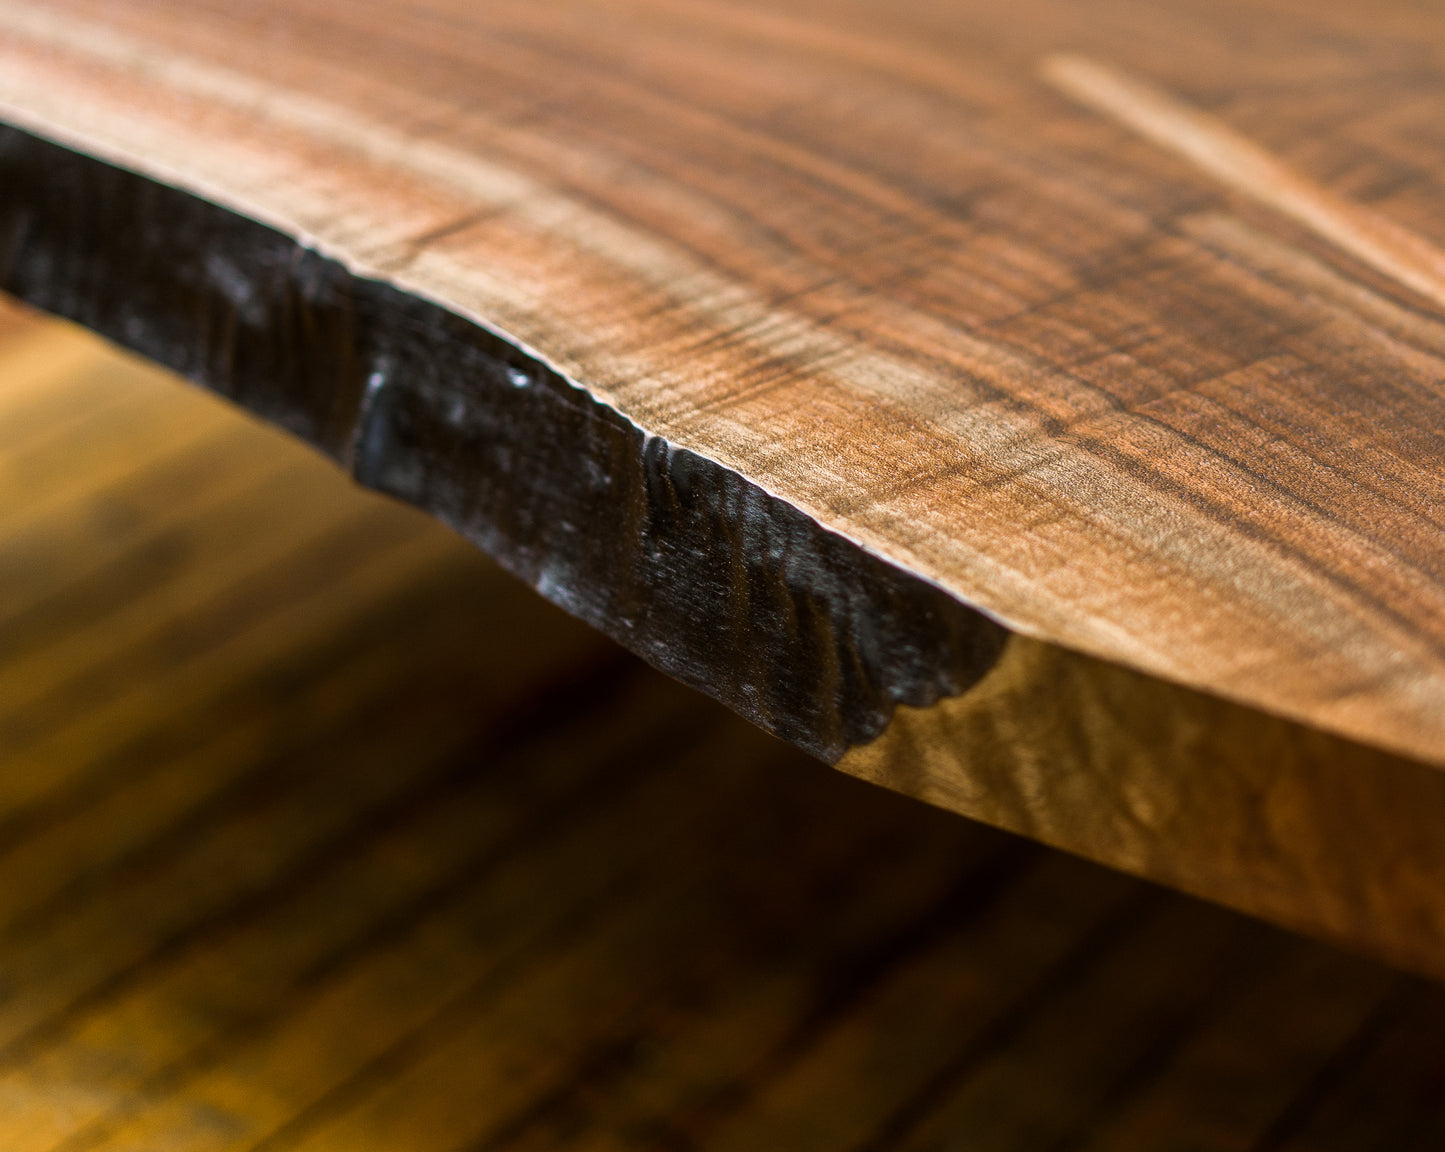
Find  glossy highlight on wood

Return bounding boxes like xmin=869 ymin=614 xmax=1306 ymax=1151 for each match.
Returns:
xmin=1042 ymin=54 xmax=1445 ymax=313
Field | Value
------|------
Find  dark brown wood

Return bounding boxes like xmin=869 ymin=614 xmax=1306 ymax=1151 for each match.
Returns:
xmin=4 ymin=0 xmax=1445 ymax=972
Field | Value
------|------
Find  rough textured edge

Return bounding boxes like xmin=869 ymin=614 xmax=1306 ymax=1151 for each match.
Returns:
xmin=0 ymin=122 xmax=1009 ymax=760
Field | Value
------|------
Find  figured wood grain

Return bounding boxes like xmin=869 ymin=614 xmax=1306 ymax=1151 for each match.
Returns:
xmin=5 ymin=0 xmax=1445 ymax=970
xmin=841 ymin=637 xmax=1445 ymax=980
xmin=6 ymin=301 xmax=1445 ymax=1151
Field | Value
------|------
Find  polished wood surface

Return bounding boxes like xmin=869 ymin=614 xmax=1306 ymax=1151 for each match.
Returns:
xmin=843 ymin=638 xmax=1445 ymax=980
xmin=2 ymin=0 xmax=1444 ymax=770
xmin=4 ymin=301 xmax=1445 ymax=1152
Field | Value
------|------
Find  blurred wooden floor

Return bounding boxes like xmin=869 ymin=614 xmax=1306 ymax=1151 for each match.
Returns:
xmin=0 ymin=296 xmax=1442 ymax=1150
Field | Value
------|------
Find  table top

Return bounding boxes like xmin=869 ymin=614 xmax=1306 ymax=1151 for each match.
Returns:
xmin=4 ymin=0 xmax=1445 ymax=974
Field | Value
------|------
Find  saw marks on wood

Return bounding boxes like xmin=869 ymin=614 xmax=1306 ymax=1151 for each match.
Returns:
xmin=2 ymin=303 xmax=1445 ymax=1150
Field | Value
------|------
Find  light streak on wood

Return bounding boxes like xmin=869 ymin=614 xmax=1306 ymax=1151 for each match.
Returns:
xmin=1042 ymin=53 xmax=1445 ymax=312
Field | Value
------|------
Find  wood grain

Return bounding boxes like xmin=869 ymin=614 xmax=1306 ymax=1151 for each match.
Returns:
xmin=5 ymin=0 xmax=1445 ymax=970
xmin=5 ymin=300 xmax=1445 ymax=1151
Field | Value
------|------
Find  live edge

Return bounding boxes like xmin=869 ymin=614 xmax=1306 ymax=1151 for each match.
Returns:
xmin=0 ymin=122 xmax=1009 ymax=763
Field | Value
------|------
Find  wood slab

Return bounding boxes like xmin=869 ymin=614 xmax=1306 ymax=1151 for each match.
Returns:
xmin=3 ymin=0 xmax=1445 ymax=973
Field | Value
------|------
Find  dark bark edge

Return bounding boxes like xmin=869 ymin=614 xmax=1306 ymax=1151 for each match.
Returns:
xmin=0 ymin=122 xmax=1008 ymax=761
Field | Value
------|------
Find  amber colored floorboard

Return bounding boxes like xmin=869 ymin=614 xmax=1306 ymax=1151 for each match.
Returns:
xmin=0 ymin=298 xmax=1441 ymax=1149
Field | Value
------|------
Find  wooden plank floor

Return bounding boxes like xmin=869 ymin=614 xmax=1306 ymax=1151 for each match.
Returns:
xmin=1 ymin=295 xmax=1443 ymax=1150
